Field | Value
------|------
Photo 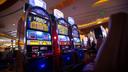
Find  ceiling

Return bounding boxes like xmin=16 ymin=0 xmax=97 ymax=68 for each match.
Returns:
xmin=0 ymin=0 xmax=128 ymax=39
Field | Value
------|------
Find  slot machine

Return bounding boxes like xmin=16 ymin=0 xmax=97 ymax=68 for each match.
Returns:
xmin=68 ymin=17 xmax=85 ymax=63
xmin=17 ymin=0 xmax=53 ymax=72
xmin=51 ymin=9 xmax=74 ymax=70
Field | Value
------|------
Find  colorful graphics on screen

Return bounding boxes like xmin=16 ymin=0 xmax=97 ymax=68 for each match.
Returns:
xmin=72 ymin=30 xmax=78 ymax=37
xmin=58 ymin=35 xmax=70 ymax=45
xmin=58 ymin=25 xmax=68 ymax=35
xmin=27 ymin=30 xmax=37 ymax=40
xmin=27 ymin=40 xmax=51 ymax=45
xmin=27 ymin=30 xmax=51 ymax=45
xmin=27 ymin=40 xmax=40 ymax=45
xmin=73 ymin=38 xmax=80 ymax=43
xmin=36 ymin=31 xmax=51 ymax=41
xmin=73 ymin=38 xmax=81 ymax=45
xmin=36 ymin=31 xmax=43 ymax=40
xmin=58 ymin=35 xmax=70 ymax=41
xmin=27 ymin=14 xmax=49 ymax=32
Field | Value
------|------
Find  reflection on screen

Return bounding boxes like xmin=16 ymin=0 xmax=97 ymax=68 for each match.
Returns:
xmin=58 ymin=35 xmax=70 ymax=41
xmin=58 ymin=25 xmax=68 ymax=35
xmin=73 ymin=38 xmax=80 ymax=43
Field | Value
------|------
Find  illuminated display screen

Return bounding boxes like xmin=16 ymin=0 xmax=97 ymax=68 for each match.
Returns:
xmin=73 ymin=38 xmax=80 ymax=43
xmin=27 ymin=40 xmax=51 ymax=45
xmin=27 ymin=30 xmax=51 ymax=41
xmin=27 ymin=40 xmax=40 ymax=45
xmin=27 ymin=14 xmax=50 ymax=32
xmin=72 ymin=30 xmax=79 ymax=37
xmin=27 ymin=30 xmax=37 ymax=40
xmin=58 ymin=24 xmax=68 ymax=35
xmin=29 ymin=0 xmax=46 ymax=10
xmin=36 ymin=31 xmax=51 ymax=41
xmin=58 ymin=35 xmax=70 ymax=41
xmin=27 ymin=30 xmax=51 ymax=45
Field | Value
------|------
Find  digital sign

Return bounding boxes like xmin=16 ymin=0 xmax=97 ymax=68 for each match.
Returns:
xmin=27 ymin=30 xmax=51 ymax=45
xmin=27 ymin=40 xmax=40 ymax=45
xmin=58 ymin=25 xmax=68 ymax=35
xmin=36 ymin=31 xmax=43 ymax=40
xmin=28 ymin=14 xmax=49 ymax=32
xmin=54 ymin=9 xmax=64 ymax=19
xmin=73 ymin=38 xmax=80 ymax=43
xmin=72 ymin=30 xmax=78 ymax=37
xmin=58 ymin=35 xmax=70 ymax=41
xmin=29 ymin=0 xmax=47 ymax=10
xmin=68 ymin=17 xmax=75 ymax=25
xmin=27 ymin=40 xmax=51 ymax=45
xmin=27 ymin=30 xmax=37 ymax=40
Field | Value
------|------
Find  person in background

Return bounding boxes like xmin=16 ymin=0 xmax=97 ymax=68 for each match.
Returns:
xmin=82 ymin=45 xmax=97 ymax=72
xmin=95 ymin=12 xmax=128 ymax=72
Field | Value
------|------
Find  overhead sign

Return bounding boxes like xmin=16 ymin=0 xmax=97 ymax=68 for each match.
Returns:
xmin=54 ymin=9 xmax=64 ymax=19
xmin=68 ymin=17 xmax=75 ymax=25
xmin=29 ymin=0 xmax=47 ymax=10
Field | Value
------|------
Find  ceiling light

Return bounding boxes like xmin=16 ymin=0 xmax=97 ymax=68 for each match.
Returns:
xmin=0 ymin=39 xmax=4 ymax=42
xmin=93 ymin=0 xmax=109 ymax=6
xmin=97 ymin=21 xmax=102 ymax=24
xmin=13 ymin=24 xmax=15 ymax=26
xmin=0 ymin=0 xmax=7 ymax=5
xmin=78 ymin=17 xmax=109 ymax=29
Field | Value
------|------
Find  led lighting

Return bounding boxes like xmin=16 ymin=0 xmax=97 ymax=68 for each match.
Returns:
xmin=67 ymin=57 xmax=70 ymax=61
xmin=78 ymin=17 xmax=109 ymax=29
xmin=29 ymin=0 xmax=47 ymax=10
xmin=54 ymin=36 xmax=57 ymax=40
xmin=40 ymin=64 xmax=46 ymax=68
xmin=0 ymin=0 xmax=6 ymax=5
xmin=13 ymin=24 xmax=15 ymax=26
xmin=68 ymin=17 xmax=75 ymax=25
xmin=93 ymin=0 xmax=109 ymax=6
xmin=54 ymin=9 xmax=64 ymax=18
xmin=36 ymin=31 xmax=42 ymax=36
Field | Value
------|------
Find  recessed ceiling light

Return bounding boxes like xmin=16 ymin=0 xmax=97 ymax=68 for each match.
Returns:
xmin=13 ymin=24 xmax=15 ymax=26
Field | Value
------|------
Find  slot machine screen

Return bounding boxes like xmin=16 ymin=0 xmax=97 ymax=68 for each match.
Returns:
xmin=72 ymin=30 xmax=78 ymax=37
xmin=58 ymin=35 xmax=70 ymax=41
xmin=27 ymin=30 xmax=37 ymax=40
xmin=42 ymin=32 xmax=51 ymax=41
xmin=36 ymin=31 xmax=51 ymax=41
xmin=73 ymin=38 xmax=80 ymax=43
xmin=36 ymin=31 xmax=43 ymax=40
xmin=58 ymin=25 xmax=68 ymax=35
xmin=27 ymin=14 xmax=49 ymax=32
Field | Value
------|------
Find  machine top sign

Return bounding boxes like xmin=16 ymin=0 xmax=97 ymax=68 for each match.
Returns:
xmin=68 ymin=17 xmax=75 ymax=25
xmin=29 ymin=0 xmax=47 ymax=10
xmin=54 ymin=9 xmax=64 ymax=19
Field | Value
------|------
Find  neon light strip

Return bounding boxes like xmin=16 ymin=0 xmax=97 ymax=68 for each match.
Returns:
xmin=78 ymin=17 xmax=109 ymax=29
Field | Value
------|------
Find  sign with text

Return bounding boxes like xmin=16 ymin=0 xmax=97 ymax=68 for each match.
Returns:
xmin=29 ymin=0 xmax=46 ymax=10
